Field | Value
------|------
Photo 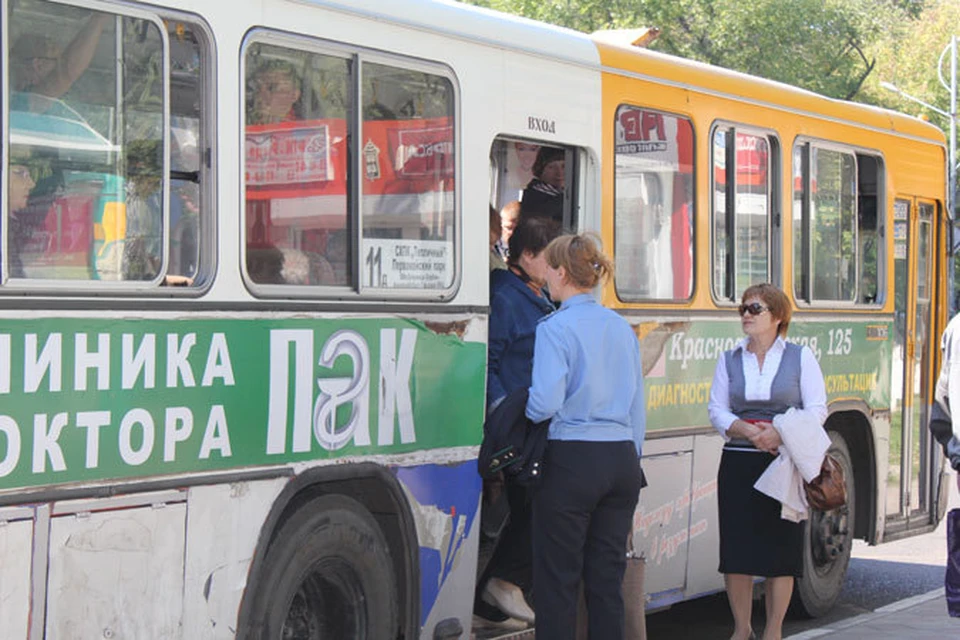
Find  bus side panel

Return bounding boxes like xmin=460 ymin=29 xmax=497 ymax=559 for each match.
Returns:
xmin=0 ymin=515 xmax=32 ymax=637
xmin=46 ymin=503 xmax=188 ymax=638
xmin=184 ymin=479 xmax=288 ymax=639
xmin=685 ymin=433 xmax=725 ymax=598
xmin=395 ymin=460 xmax=482 ymax=637
xmin=634 ymin=436 xmax=693 ymax=607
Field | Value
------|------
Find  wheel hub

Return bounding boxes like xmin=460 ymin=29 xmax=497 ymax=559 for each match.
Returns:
xmin=810 ymin=506 xmax=849 ymax=568
xmin=282 ymin=561 xmax=365 ymax=640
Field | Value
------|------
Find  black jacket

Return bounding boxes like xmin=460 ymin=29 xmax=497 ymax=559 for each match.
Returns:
xmin=478 ymin=388 xmax=549 ymax=486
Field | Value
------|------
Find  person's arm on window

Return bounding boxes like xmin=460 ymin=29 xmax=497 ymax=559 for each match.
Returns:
xmin=37 ymin=13 xmax=109 ymax=99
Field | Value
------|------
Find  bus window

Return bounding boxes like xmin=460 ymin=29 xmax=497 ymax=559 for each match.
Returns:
xmin=489 ymin=138 xmax=579 ymax=235
xmin=712 ymin=125 xmax=777 ymax=302
xmin=244 ymin=42 xmax=351 ymax=287
xmin=360 ymin=62 xmax=456 ymax=291
xmin=792 ymin=142 xmax=879 ymax=304
xmin=614 ymin=105 xmax=694 ymax=301
xmin=6 ymin=1 xmax=166 ymax=283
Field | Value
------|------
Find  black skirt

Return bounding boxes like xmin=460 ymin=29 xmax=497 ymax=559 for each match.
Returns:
xmin=717 ymin=447 xmax=804 ymax=577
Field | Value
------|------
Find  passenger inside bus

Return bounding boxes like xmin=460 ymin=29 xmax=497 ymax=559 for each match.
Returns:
xmin=5 ymin=160 xmax=37 ymax=278
xmin=490 ymin=206 xmax=507 ymax=271
xmin=497 ymin=200 xmax=520 ymax=259
xmin=520 ymin=146 xmax=565 ymax=223
xmin=10 ymin=12 xmax=109 ymax=112
xmin=248 ymin=59 xmax=302 ymax=125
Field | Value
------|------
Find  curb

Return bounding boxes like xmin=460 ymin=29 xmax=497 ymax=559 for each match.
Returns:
xmin=783 ymin=589 xmax=944 ymax=640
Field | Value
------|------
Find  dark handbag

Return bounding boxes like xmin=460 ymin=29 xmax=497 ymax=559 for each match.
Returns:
xmin=946 ymin=508 xmax=960 ymax=617
xmin=804 ymin=453 xmax=846 ymax=511
xmin=477 ymin=389 xmax=549 ymax=486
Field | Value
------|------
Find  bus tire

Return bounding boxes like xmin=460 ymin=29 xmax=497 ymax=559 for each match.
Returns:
xmin=791 ymin=431 xmax=855 ymax=618
xmin=242 ymin=493 xmax=399 ymax=639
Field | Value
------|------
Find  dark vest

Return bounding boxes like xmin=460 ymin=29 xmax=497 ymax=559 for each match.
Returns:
xmin=725 ymin=342 xmax=803 ymax=443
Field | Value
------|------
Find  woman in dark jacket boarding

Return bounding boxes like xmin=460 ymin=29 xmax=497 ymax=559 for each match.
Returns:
xmin=526 ymin=233 xmax=645 ymax=640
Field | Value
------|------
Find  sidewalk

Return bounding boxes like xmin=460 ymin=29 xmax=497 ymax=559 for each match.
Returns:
xmin=785 ymin=589 xmax=959 ymax=640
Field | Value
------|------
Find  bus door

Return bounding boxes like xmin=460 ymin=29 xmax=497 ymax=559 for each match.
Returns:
xmin=888 ymin=197 xmax=937 ymax=532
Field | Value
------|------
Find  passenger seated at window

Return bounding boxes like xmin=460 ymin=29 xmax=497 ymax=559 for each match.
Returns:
xmin=121 ymin=139 xmax=164 ymax=281
xmin=5 ymin=155 xmax=37 ymax=278
xmin=247 ymin=59 xmax=302 ymax=125
xmin=520 ymin=147 xmax=564 ymax=224
xmin=247 ymin=244 xmax=285 ymax=285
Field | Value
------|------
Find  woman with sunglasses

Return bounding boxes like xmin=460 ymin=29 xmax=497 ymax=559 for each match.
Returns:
xmin=708 ymin=283 xmax=827 ymax=640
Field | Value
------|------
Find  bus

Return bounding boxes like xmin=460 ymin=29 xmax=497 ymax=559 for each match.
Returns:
xmin=0 ymin=0 xmax=949 ymax=638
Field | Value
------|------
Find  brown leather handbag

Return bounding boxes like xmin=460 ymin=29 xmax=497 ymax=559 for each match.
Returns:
xmin=805 ymin=453 xmax=847 ymax=511
xmin=576 ymin=536 xmax=647 ymax=640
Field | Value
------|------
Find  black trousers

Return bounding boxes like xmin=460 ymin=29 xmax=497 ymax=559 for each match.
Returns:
xmin=482 ymin=479 xmax=533 ymax=590
xmin=533 ymin=440 xmax=641 ymax=640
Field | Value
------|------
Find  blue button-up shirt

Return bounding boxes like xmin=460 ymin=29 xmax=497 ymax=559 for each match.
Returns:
xmin=526 ymin=293 xmax=646 ymax=455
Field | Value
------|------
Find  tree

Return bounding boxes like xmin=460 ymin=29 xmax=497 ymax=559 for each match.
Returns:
xmin=869 ymin=0 xmax=960 ymax=120
xmin=460 ymin=0 xmax=920 ymax=101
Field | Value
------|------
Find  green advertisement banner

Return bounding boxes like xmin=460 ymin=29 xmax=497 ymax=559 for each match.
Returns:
xmin=0 ymin=317 xmax=486 ymax=491
xmin=638 ymin=318 xmax=892 ymax=430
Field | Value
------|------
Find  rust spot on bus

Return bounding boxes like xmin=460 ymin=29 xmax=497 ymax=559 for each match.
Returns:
xmin=423 ymin=319 xmax=469 ymax=339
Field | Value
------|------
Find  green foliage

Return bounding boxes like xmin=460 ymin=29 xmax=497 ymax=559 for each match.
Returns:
xmin=869 ymin=0 xmax=960 ymax=122
xmin=460 ymin=0 xmax=921 ymax=101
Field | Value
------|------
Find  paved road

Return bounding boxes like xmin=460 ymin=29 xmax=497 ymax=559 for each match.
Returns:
xmin=645 ymin=474 xmax=957 ymax=639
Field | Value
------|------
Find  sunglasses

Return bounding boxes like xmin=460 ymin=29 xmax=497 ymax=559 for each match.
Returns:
xmin=738 ymin=302 xmax=769 ymax=316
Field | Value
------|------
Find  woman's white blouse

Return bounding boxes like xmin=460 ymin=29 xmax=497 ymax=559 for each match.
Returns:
xmin=708 ymin=337 xmax=828 ymax=439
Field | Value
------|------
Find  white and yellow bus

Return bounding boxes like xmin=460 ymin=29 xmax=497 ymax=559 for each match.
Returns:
xmin=0 ymin=0 xmax=949 ymax=638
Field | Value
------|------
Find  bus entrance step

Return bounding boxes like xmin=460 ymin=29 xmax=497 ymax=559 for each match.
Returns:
xmin=472 ymin=626 xmax=534 ymax=640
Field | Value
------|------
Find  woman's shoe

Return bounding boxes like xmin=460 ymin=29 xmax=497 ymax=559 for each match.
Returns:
xmin=472 ymin=613 xmax=529 ymax=631
xmin=481 ymin=577 xmax=536 ymax=624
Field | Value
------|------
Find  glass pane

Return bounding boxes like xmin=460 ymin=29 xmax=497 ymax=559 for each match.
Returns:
xmin=613 ymin=105 xmax=694 ymax=301
xmin=8 ymin=3 xmax=165 ymax=281
xmin=811 ymin=148 xmax=856 ymax=301
xmin=244 ymin=42 xmax=351 ymax=286
xmin=734 ymin=132 xmax=769 ymax=293
xmin=792 ymin=145 xmax=806 ymax=300
xmin=168 ymin=20 xmax=206 ymax=283
xmin=360 ymin=62 xmax=455 ymax=290
xmin=856 ymin=156 xmax=881 ymax=304
xmin=712 ymin=129 xmax=729 ymax=298
xmin=910 ymin=208 xmax=934 ymax=514
xmin=887 ymin=198 xmax=910 ymax=518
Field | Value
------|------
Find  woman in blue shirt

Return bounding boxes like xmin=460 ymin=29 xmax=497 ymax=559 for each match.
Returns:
xmin=477 ymin=215 xmax=560 ymax=629
xmin=527 ymin=233 xmax=645 ymax=640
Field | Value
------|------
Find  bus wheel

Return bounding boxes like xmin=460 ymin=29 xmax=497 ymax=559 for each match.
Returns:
xmin=791 ymin=431 xmax=855 ymax=618
xmin=244 ymin=494 xmax=399 ymax=639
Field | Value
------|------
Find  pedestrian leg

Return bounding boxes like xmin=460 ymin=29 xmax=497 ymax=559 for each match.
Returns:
xmin=533 ymin=442 xmax=594 ymax=640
